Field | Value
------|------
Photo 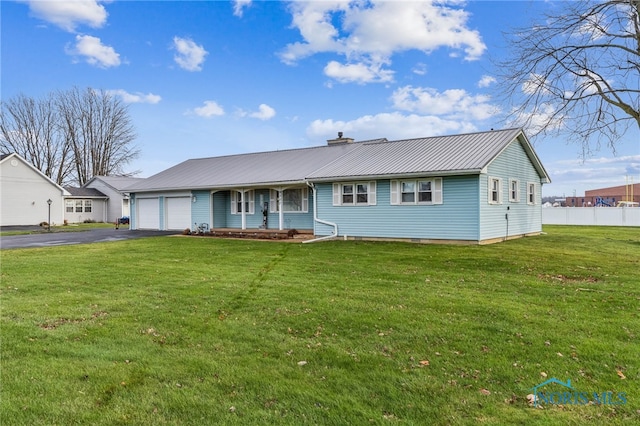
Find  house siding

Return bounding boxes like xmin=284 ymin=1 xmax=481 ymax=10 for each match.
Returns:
xmin=480 ymin=140 xmax=543 ymax=241
xmin=314 ymin=177 xmax=480 ymax=241
xmin=191 ymin=190 xmax=211 ymax=229
xmin=0 ymin=156 xmax=66 ymax=226
xmin=64 ymin=199 xmax=107 ymax=223
xmin=84 ymin=180 xmax=124 ymax=222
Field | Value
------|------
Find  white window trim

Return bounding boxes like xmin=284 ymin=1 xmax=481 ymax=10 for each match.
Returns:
xmin=390 ymin=178 xmax=442 ymax=205
xmin=231 ymin=190 xmax=255 ymax=215
xmin=488 ymin=177 xmax=503 ymax=205
xmin=332 ymin=181 xmax=377 ymax=206
xmin=269 ymin=188 xmax=309 ymax=213
xmin=527 ymin=182 xmax=537 ymax=205
xmin=509 ymin=179 xmax=520 ymax=203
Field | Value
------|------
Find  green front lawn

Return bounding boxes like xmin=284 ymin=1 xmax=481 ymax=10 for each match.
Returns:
xmin=1 ymin=226 xmax=638 ymax=425
xmin=0 ymin=222 xmax=120 ymax=236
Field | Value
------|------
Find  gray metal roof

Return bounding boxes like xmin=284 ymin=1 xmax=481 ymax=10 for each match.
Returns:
xmin=307 ymin=128 xmax=549 ymax=181
xmin=127 ymin=128 xmax=550 ymax=192
xmin=85 ymin=176 xmax=145 ymax=192
xmin=126 ymin=143 xmax=361 ymax=192
xmin=64 ymin=187 xmax=108 ymax=198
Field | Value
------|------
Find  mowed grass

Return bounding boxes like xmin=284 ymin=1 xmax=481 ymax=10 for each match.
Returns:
xmin=1 ymin=226 xmax=638 ymax=425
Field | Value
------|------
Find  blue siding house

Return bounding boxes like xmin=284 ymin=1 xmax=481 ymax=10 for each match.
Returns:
xmin=126 ymin=128 xmax=550 ymax=244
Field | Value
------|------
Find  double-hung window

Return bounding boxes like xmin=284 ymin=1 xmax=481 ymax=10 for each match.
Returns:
xmin=66 ymin=200 xmax=74 ymax=213
xmin=418 ymin=181 xmax=433 ymax=202
xmin=527 ymin=182 xmax=536 ymax=205
xmin=488 ymin=177 xmax=502 ymax=204
xmin=231 ymin=190 xmax=255 ymax=214
xmin=401 ymin=182 xmax=415 ymax=203
xmin=270 ymin=188 xmax=309 ymax=213
xmin=390 ymin=178 xmax=443 ymax=205
xmin=509 ymin=179 xmax=520 ymax=203
xmin=332 ymin=182 xmax=377 ymax=206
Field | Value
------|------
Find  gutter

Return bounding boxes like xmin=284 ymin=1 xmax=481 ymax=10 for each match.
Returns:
xmin=303 ymin=182 xmax=338 ymax=244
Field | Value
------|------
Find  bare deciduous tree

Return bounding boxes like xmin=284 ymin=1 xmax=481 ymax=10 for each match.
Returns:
xmin=0 ymin=93 xmax=73 ymax=185
xmin=57 ymin=87 xmax=138 ymax=185
xmin=0 ymin=87 xmax=139 ymax=185
xmin=496 ymin=0 xmax=640 ymax=154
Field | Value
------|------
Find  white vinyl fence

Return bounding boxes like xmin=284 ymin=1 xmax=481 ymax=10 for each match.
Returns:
xmin=542 ymin=207 xmax=640 ymax=227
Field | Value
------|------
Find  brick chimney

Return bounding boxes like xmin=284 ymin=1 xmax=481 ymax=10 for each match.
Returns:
xmin=327 ymin=132 xmax=354 ymax=145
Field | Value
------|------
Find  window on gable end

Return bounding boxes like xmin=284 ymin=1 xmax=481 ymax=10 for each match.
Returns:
xmin=527 ymin=182 xmax=536 ymax=205
xmin=509 ymin=179 xmax=520 ymax=202
xmin=489 ymin=177 xmax=502 ymax=204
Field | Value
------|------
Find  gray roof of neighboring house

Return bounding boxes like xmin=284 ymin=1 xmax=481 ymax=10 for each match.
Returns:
xmin=308 ymin=127 xmax=549 ymax=181
xmin=64 ymin=187 xmax=108 ymax=198
xmin=126 ymin=128 xmax=550 ymax=192
xmin=126 ymin=143 xmax=361 ymax=192
xmin=84 ymin=175 xmax=146 ymax=192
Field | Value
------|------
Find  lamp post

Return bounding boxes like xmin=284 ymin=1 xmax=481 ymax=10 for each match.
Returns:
xmin=47 ymin=199 xmax=52 ymax=232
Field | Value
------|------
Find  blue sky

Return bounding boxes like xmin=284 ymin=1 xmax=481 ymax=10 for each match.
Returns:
xmin=2 ymin=0 xmax=638 ymax=197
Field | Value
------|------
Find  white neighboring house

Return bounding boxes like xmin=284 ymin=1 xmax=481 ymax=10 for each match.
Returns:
xmin=84 ymin=176 xmax=144 ymax=223
xmin=0 ymin=153 xmax=70 ymax=226
xmin=63 ymin=187 xmax=109 ymax=223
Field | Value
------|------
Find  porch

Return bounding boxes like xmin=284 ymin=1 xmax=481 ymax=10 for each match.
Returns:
xmin=199 ymin=227 xmax=315 ymax=240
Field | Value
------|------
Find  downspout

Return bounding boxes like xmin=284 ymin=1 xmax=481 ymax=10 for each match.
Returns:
xmin=278 ymin=188 xmax=284 ymax=230
xmin=241 ymin=189 xmax=246 ymax=230
xmin=303 ymin=182 xmax=339 ymax=244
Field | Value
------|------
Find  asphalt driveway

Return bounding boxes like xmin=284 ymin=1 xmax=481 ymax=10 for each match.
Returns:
xmin=0 ymin=228 xmax=180 ymax=250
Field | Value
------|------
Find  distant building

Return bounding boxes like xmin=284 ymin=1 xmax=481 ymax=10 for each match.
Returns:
xmin=565 ymin=183 xmax=640 ymax=207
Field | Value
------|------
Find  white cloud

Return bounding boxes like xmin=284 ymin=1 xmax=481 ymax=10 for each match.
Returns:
xmin=25 ymin=0 xmax=108 ymax=32
xmin=233 ymin=0 xmax=252 ymax=18
xmin=508 ymin=103 xmax=565 ymax=135
xmin=107 ymin=89 xmax=161 ymax=104
xmin=477 ymin=75 xmax=496 ymax=88
xmin=307 ymin=112 xmax=477 ymax=142
xmin=522 ymin=73 xmax=550 ymax=95
xmin=324 ymin=60 xmax=394 ymax=84
xmin=412 ymin=63 xmax=428 ymax=76
xmin=250 ymin=104 xmax=276 ymax=120
xmin=190 ymin=101 xmax=225 ymax=118
xmin=391 ymin=86 xmax=500 ymax=121
xmin=67 ymin=34 xmax=120 ymax=68
xmin=172 ymin=36 xmax=208 ymax=71
xmin=280 ymin=1 xmax=485 ymax=84
xmin=237 ymin=104 xmax=277 ymax=120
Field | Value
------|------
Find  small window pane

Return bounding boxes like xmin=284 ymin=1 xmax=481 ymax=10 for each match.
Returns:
xmin=401 ymin=182 xmax=415 ymax=203
xmin=75 ymin=200 xmax=83 ymax=213
xmin=283 ymin=188 xmax=302 ymax=212
xmin=418 ymin=181 xmax=432 ymax=202
xmin=84 ymin=200 xmax=92 ymax=213
xmin=342 ymin=185 xmax=353 ymax=204
xmin=356 ymin=184 xmax=368 ymax=204
xmin=66 ymin=201 xmax=74 ymax=213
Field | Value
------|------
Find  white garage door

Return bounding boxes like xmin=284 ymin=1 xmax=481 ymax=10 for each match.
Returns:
xmin=137 ymin=198 xmax=159 ymax=229
xmin=166 ymin=197 xmax=191 ymax=230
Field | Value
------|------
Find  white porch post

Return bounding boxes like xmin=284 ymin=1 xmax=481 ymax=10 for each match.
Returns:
xmin=241 ymin=189 xmax=246 ymax=230
xmin=278 ymin=189 xmax=284 ymax=230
